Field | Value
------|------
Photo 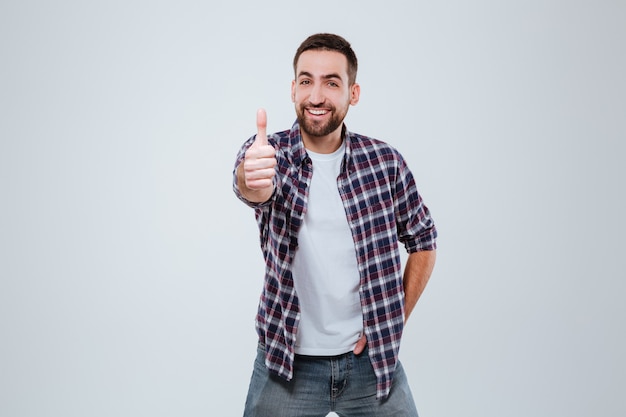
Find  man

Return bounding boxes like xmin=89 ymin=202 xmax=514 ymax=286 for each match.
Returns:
xmin=233 ymin=33 xmax=437 ymax=416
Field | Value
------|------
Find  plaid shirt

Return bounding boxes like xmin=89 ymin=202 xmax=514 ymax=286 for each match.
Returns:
xmin=233 ymin=122 xmax=437 ymax=399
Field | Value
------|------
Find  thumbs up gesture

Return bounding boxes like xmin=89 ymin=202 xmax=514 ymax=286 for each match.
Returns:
xmin=240 ymin=109 xmax=277 ymax=201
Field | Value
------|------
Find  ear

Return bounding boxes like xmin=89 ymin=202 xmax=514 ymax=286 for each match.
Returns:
xmin=350 ymin=83 xmax=360 ymax=106
xmin=291 ymin=80 xmax=296 ymax=103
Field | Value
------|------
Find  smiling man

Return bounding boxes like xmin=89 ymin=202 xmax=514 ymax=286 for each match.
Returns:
xmin=233 ymin=33 xmax=437 ymax=416
xmin=292 ymin=47 xmax=359 ymax=152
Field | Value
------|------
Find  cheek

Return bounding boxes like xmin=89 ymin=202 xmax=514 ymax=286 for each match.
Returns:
xmin=337 ymin=92 xmax=353 ymax=107
xmin=293 ymin=91 xmax=307 ymax=105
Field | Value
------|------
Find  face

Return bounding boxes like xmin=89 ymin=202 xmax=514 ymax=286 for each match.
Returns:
xmin=292 ymin=50 xmax=360 ymax=139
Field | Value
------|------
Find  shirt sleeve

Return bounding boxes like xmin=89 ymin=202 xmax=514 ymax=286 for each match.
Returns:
xmin=393 ymin=153 xmax=438 ymax=253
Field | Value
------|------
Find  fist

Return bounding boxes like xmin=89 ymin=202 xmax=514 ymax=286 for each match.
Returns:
xmin=243 ymin=108 xmax=277 ymax=191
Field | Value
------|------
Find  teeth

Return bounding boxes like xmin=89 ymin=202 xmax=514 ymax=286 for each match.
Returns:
xmin=309 ymin=109 xmax=327 ymax=115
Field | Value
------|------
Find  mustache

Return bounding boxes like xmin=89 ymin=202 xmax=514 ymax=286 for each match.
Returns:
xmin=301 ymin=102 xmax=335 ymax=110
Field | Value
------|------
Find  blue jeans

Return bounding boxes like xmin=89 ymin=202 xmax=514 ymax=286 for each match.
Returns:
xmin=243 ymin=344 xmax=419 ymax=417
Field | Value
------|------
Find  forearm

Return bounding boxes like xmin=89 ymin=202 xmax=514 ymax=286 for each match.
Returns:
xmin=403 ymin=250 xmax=436 ymax=322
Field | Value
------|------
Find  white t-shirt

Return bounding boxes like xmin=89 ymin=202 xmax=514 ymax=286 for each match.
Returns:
xmin=292 ymin=142 xmax=363 ymax=356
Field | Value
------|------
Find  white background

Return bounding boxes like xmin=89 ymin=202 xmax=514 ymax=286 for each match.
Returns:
xmin=1 ymin=1 xmax=624 ymax=416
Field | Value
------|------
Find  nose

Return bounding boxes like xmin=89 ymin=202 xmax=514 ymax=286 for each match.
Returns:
xmin=309 ymin=84 xmax=324 ymax=105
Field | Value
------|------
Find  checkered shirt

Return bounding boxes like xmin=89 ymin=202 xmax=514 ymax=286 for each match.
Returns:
xmin=233 ymin=122 xmax=437 ymax=399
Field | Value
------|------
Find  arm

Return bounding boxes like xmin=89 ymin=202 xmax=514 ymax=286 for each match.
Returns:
xmin=354 ymin=250 xmax=435 ymax=355
xmin=403 ymin=249 xmax=436 ymax=322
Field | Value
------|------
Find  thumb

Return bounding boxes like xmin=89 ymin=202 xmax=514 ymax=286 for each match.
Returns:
xmin=255 ymin=108 xmax=268 ymax=146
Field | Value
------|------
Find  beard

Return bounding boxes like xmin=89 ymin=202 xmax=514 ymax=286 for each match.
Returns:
xmin=295 ymin=102 xmax=349 ymax=138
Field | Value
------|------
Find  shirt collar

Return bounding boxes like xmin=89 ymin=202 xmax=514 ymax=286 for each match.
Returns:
xmin=288 ymin=121 xmax=353 ymax=169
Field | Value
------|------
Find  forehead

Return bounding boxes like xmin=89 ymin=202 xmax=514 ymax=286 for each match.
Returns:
xmin=295 ymin=50 xmax=349 ymax=80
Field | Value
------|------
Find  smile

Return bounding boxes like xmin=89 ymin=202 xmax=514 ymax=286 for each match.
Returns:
xmin=307 ymin=108 xmax=329 ymax=116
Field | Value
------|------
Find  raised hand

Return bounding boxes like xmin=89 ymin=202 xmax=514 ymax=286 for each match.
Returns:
xmin=241 ymin=109 xmax=277 ymax=199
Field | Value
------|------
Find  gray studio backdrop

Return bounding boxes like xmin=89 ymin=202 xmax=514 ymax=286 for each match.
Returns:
xmin=1 ymin=1 xmax=624 ymax=416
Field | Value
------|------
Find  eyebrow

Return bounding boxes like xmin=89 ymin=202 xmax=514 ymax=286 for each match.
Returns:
xmin=297 ymin=71 xmax=343 ymax=81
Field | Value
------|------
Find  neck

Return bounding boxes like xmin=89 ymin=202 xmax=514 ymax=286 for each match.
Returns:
xmin=302 ymin=125 xmax=344 ymax=154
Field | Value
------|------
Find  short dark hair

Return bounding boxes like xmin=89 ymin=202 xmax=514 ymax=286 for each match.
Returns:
xmin=293 ymin=33 xmax=358 ymax=85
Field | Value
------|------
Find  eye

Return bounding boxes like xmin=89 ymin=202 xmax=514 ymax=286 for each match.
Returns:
xmin=328 ymin=81 xmax=339 ymax=88
xmin=299 ymin=79 xmax=311 ymax=85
